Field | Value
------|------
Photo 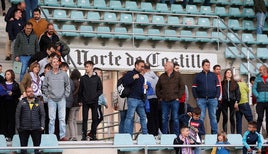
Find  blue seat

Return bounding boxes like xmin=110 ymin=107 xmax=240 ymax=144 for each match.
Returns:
xmin=70 ymin=10 xmax=84 ymax=22
xmin=41 ymin=8 xmax=50 ymax=18
xmin=197 ymin=18 xmax=211 ymax=28
xmin=148 ymin=29 xmax=164 ymax=41
xmin=136 ymin=14 xmax=149 ymax=25
xmin=79 ymin=25 xmax=96 ymax=38
xmin=114 ymin=134 xmax=141 ymax=151
xmin=241 ymin=47 xmax=255 ymax=59
xmin=240 ymin=63 xmax=257 ymax=75
xmin=53 ymin=24 xmax=61 ymax=35
xmin=215 ymin=0 xmax=229 ymax=5
xmin=12 ymin=134 xmax=34 ymax=153
xmin=137 ymin=134 xmax=158 ymax=150
xmin=156 ymin=3 xmax=169 ymax=13
xmin=242 ymin=8 xmax=255 ymax=18
xmin=211 ymin=32 xmax=226 ymax=43
xmin=227 ymin=33 xmax=241 ymax=43
xmin=167 ymin=16 xmax=180 ymax=27
xmin=44 ymin=0 xmax=60 ymax=6
xmin=104 ymin=12 xmax=117 ymax=24
xmin=125 ymin=1 xmax=140 ymax=11
xmin=228 ymin=19 xmax=242 ymax=30
xmin=133 ymin=28 xmax=147 ymax=40
xmin=152 ymin=15 xmax=165 ymax=26
xmin=160 ymin=134 xmax=177 ymax=150
xmin=109 ymin=1 xmax=125 ymax=10
xmin=242 ymin=33 xmax=257 ymax=44
xmin=114 ymin=27 xmax=131 ymax=39
xmin=0 ymin=135 xmax=9 ymax=153
xmin=186 ymin=5 xmax=199 ymax=14
xmin=180 ymin=30 xmax=195 ymax=42
xmin=203 ymin=134 xmax=217 ymax=150
xmin=215 ymin=6 xmax=228 ymax=17
xmin=140 ymin=2 xmax=155 ymax=12
xmin=170 ymin=4 xmax=185 ymax=14
xmin=244 ymin=0 xmax=254 ymax=6
xmin=213 ymin=18 xmax=227 ymax=29
xmin=230 ymin=0 xmax=243 ymax=5
xmin=61 ymin=0 xmax=75 ymax=7
xmin=164 ymin=29 xmax=180 ymax=41
xmin=200 ymin=6 xmax=213 ymax=15
xmin=87 ymin=12 xmax=100 ymax=23
xmin=62 ymin=24 xmax=79 ymax=37
xmin=257 ymin=48 xmax=268 ymax=59
xmin=183 ymin=17 xmax=195 ymax=28
xmin=257 ymin=34 xmax=268 ymax=44
xmin=77 ymin=0 xmax=91 ymax=8
xmin=93 ymin=0 xmax=107 ymax=9
xmin=225 ymin=47 xmax=240 ymax=59
xmin=242 ymin=20 xmax=255 ymax=31
xmin=229 ymin=7 xmax=242 ymax=17
xmin=40 ymin=134 xmax=63 ymax=153
xmin=196 ymin=31 xmax=211 ymax=42
xmin=97 ymin=26 xmax=113 ymax=39
xmin=120 ymin=14 xmax=132 ymax=24
xmin=53 ymin=10 xmax=68 ymax=21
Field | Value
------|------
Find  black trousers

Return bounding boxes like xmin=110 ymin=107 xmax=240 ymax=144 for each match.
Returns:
xmin=18 ymin=129 xmax=42 ymax=154
xmin=222 ymin=100 xmax=236 ymax=134
xmin=256 ymin=102 xmax=268 ymax=135
xmin=82 ymin=103 xmax=98 ymax=138
xmin=146 ymin=98 xmax=159 ymax=136
xmin=216 ymin=101 xmax=223 ymax=123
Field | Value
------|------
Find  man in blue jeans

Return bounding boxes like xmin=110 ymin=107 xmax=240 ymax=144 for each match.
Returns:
xmin=156 ymin=61 xmax=185 ymax=136
xmin=123 ymin=60 xmax=148 ymax=135
xmin=192 ymin=59 xmax=220 ymax=134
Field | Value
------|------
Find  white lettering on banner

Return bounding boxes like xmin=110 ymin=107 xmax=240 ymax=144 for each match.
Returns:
xmin=67 ymin=48 xmax=218 ymax=72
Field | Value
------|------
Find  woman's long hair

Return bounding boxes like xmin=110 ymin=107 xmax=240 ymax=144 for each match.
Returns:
xmin=222 ymin=69 xmax=237 ymax=91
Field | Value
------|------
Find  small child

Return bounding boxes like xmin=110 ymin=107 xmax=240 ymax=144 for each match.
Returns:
xmin=211 ymin=131 xmax=230 ymax=154
xmin=242 ymin=121 xmax=262 ymax=154
xmin=173 ymin=126 xmax=195 ymax=154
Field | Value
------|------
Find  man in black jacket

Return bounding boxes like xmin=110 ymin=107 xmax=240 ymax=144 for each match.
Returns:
xmin=16 ymin=86 xmax=45 ymax=154
xmin=78 ymin=61 xmax=103 ymax=141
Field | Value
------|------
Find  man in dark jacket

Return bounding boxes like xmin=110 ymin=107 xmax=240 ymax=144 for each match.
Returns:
xmin=16 ymin=86 xmax=45 ymax=154
xmin=78 ymin=61 xmax=103 ymax=141
xmin=192 ymin=59 xmax=220 ymax=134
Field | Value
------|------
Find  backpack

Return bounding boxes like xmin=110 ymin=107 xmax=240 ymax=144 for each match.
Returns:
xmin=117 ymin=76 xmax=131 ymax=98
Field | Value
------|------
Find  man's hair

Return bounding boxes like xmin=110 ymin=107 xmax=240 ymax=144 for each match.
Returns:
xmin=84 ymin=61 xmax=94 ymax=67
xmin=33 ymin=8 xmax=41 ymax=13
xmin=44 ymin=63 xmax=52 ymax=70
xmin=134 ymin=59 xmax=145 ymax=66
xmin=213 ymin=64 xmax=221 ymax=70
xmin=248 ymin=121 xmax=257 ymax=128
xmin=93 ymin=67 xmax=102 ymax=72
xmin=192 ymin=107 xmax=201 ymax=115
xmin=173 ymin=62 xmax=180 ymax=68
xmin=25 ymin=22 xmax=33 ymax=27
xmin=202 ymin=59 xmax=210 ymax=66
xmin=49 ymin=52 xmax=60 ymax=59
xmin=250 ymin=76 xmax=256 ymax=82
xmin=47 ymin=23 xmax=54 ymax=29
xmin=180 ymin=125 xmax=189 ymax=131
xmin=60 ymin=62 xmax=69 ymax=68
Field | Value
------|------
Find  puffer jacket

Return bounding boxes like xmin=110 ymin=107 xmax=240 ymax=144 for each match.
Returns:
xmin=253 ymin=74 xmax=268 ymax=103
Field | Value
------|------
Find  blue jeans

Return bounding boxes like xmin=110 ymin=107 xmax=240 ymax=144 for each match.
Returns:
xmin=48 ymin=97 xmax=66 ymax=139
xmin=124 ymin=98 xmax=148 ymax=135
xmin=256 ymin=12 xmax=266 ymax=34
xmin=25 ymin=0 xmax=38 ymax=20
xmin=119 ymin=110 xmax=127 ymax=133
xmin=197 ymin=98 xmax=218 ymax=134
xmin=236 ymin=103 xmax=253 ymax=134
xmin=19 ymin=55 xmax=31 ymax=81
xmin=161 ymin=100 xmax=180 ymax=136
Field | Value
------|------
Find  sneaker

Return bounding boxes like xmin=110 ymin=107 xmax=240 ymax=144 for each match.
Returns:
xmin=5 ymin=56 xmax=11 ymax=61
xmin=5 ymin=137 xmax=12 ymax=142
xmin=81 ymin=136 xmax=87 ymax=141
xmin=88 ymin=133 xmax=97 ymax=141
xmin=59 ymin=137 xmax=68 ymax=141
xmin=69 ymin=137 xmax=77 ymax=141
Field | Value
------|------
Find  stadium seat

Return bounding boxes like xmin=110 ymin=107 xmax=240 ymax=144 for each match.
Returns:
xmin=10 ymin=0 xmax=21 ymax=4
xmin=164 ymin=29 xmax=180 ymax=41
xmin=104 ymin=12 xmax=117 ymax=24
xmin=125 ymin=1 xmax=140 ymax=11
xmin=137 ymin=134 xmax=158 ymax=150
xmin=240 ymin=63 xmax=257 ymax=75
xmin=61 ymin=0 xmax=75 ymax=7
xmin=228 ymin=7 xmax=241 ymax=17
xmin=152 ymin=15 xmax=165 ymax=26
xmin=87 ymin=12 xmax=100 ymax=23
xmin=40 ymin=134 xmax=63 ymax=153
xmin=62 ymin=24 xmax=79 ymax=37
xmin=12 ymin=134 xmax=34 ymax=153
xmin=256 ymin=34 xmax=268 ymax=44
xmin=213 ymin=18 xmax=227 ymax=29
xmin=197 ymin=18 xmax=211 ymax=28
xmin=244 ymin=0 xmax=254 ymax=6
xmin=109 ymin=1 xmax=125 ymax=10
xmin=170 ymin=4 xmax=185 ymax=14
xmin=41 ymin=8 xmax=50 ymax=18
xmin=186 ymin=5 xmax=199 ymax=14
xmin=133 ymin=28 xmax=147 ymax=40
xmin=120 ymin=14 xmax=133 ymax=24
xmin=196 ymin=31 xmax=211 ymax=42
xmin=242 ymin=8 xmax=255 ymax=18
xmin=156 ymin=3 xmax=169 ymax=13
xmin=97 ymin=26 xmax=114 ymax=39
xmin=136 ymin=14 xmax=150 ymax=25
xmin=242 ymin=20 xmax=255 ymax=31
xmin=230 ymin=0 xmax=243 ymax=5
xmin=53 ymin=10 xmax=68 ymax=21
xmin=70 ymin=10 xmax=85 ymax=22
xmin=215 ymin=0 xmax=229 ymax=5
xmin=180 ymin=30 xmax=195 ymax=42
xmin=215 ymin=7 xmax=228 ymax=17
xmin=183 ymin=17 xmax=195 ymax=28
xmin=140 ymin=2 xmax=155 ymax=12
xmin=53 ymin=24 xmax=61 ymax=35
xmin=44 ymin=0 xmax=60 ymax=6
xmin=203 ymin=134 xmax=217 ymax=150
xmin=167 ymin=16 xmax=180 ymax=27
xmin=227 ymin=33 xmax=241 ymax=44
xmin=228 ymin=19 xmax=242 ymax=30
xmin=241 ymin=47 xmax=255 ymax=59
xmin=79 ymin=25 xmax=96 ymax=38
xmin=93 ymin=0 xmax=107 ymax=9
xmin=257 ymin=48 xmax=268 ymax=59
xmin=160 ymin=134 xmax=177 ymax=150
xmin=114 ymin=133 xmax=141 ymax=151
xmin=242 ymin=33 xmax=257 ymax=44
xmin=211 ymin=32 xmax=226 ymax=43
xmin=0 ymin=135 xmax=9 ymax=153
xmin=148 ymin=29 xmax=164 ymax=41
xmin=224 ymin=47 xmax=240 ymax=59
xmin=77 ymin=0 xmax=91 ymax=8
xmin=114 ymin=27 xmax=131 ymax=39
xmin=200 ymin=6 xmax=213 ymax=15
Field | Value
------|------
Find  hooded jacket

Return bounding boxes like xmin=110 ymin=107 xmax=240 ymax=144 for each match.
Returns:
xmin=252 ymin=74 xmax=268 ymax=103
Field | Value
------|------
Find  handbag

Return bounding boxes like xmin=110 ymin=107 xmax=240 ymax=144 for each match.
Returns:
xmin=13 ymin=61 xmax=22 ymax=74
